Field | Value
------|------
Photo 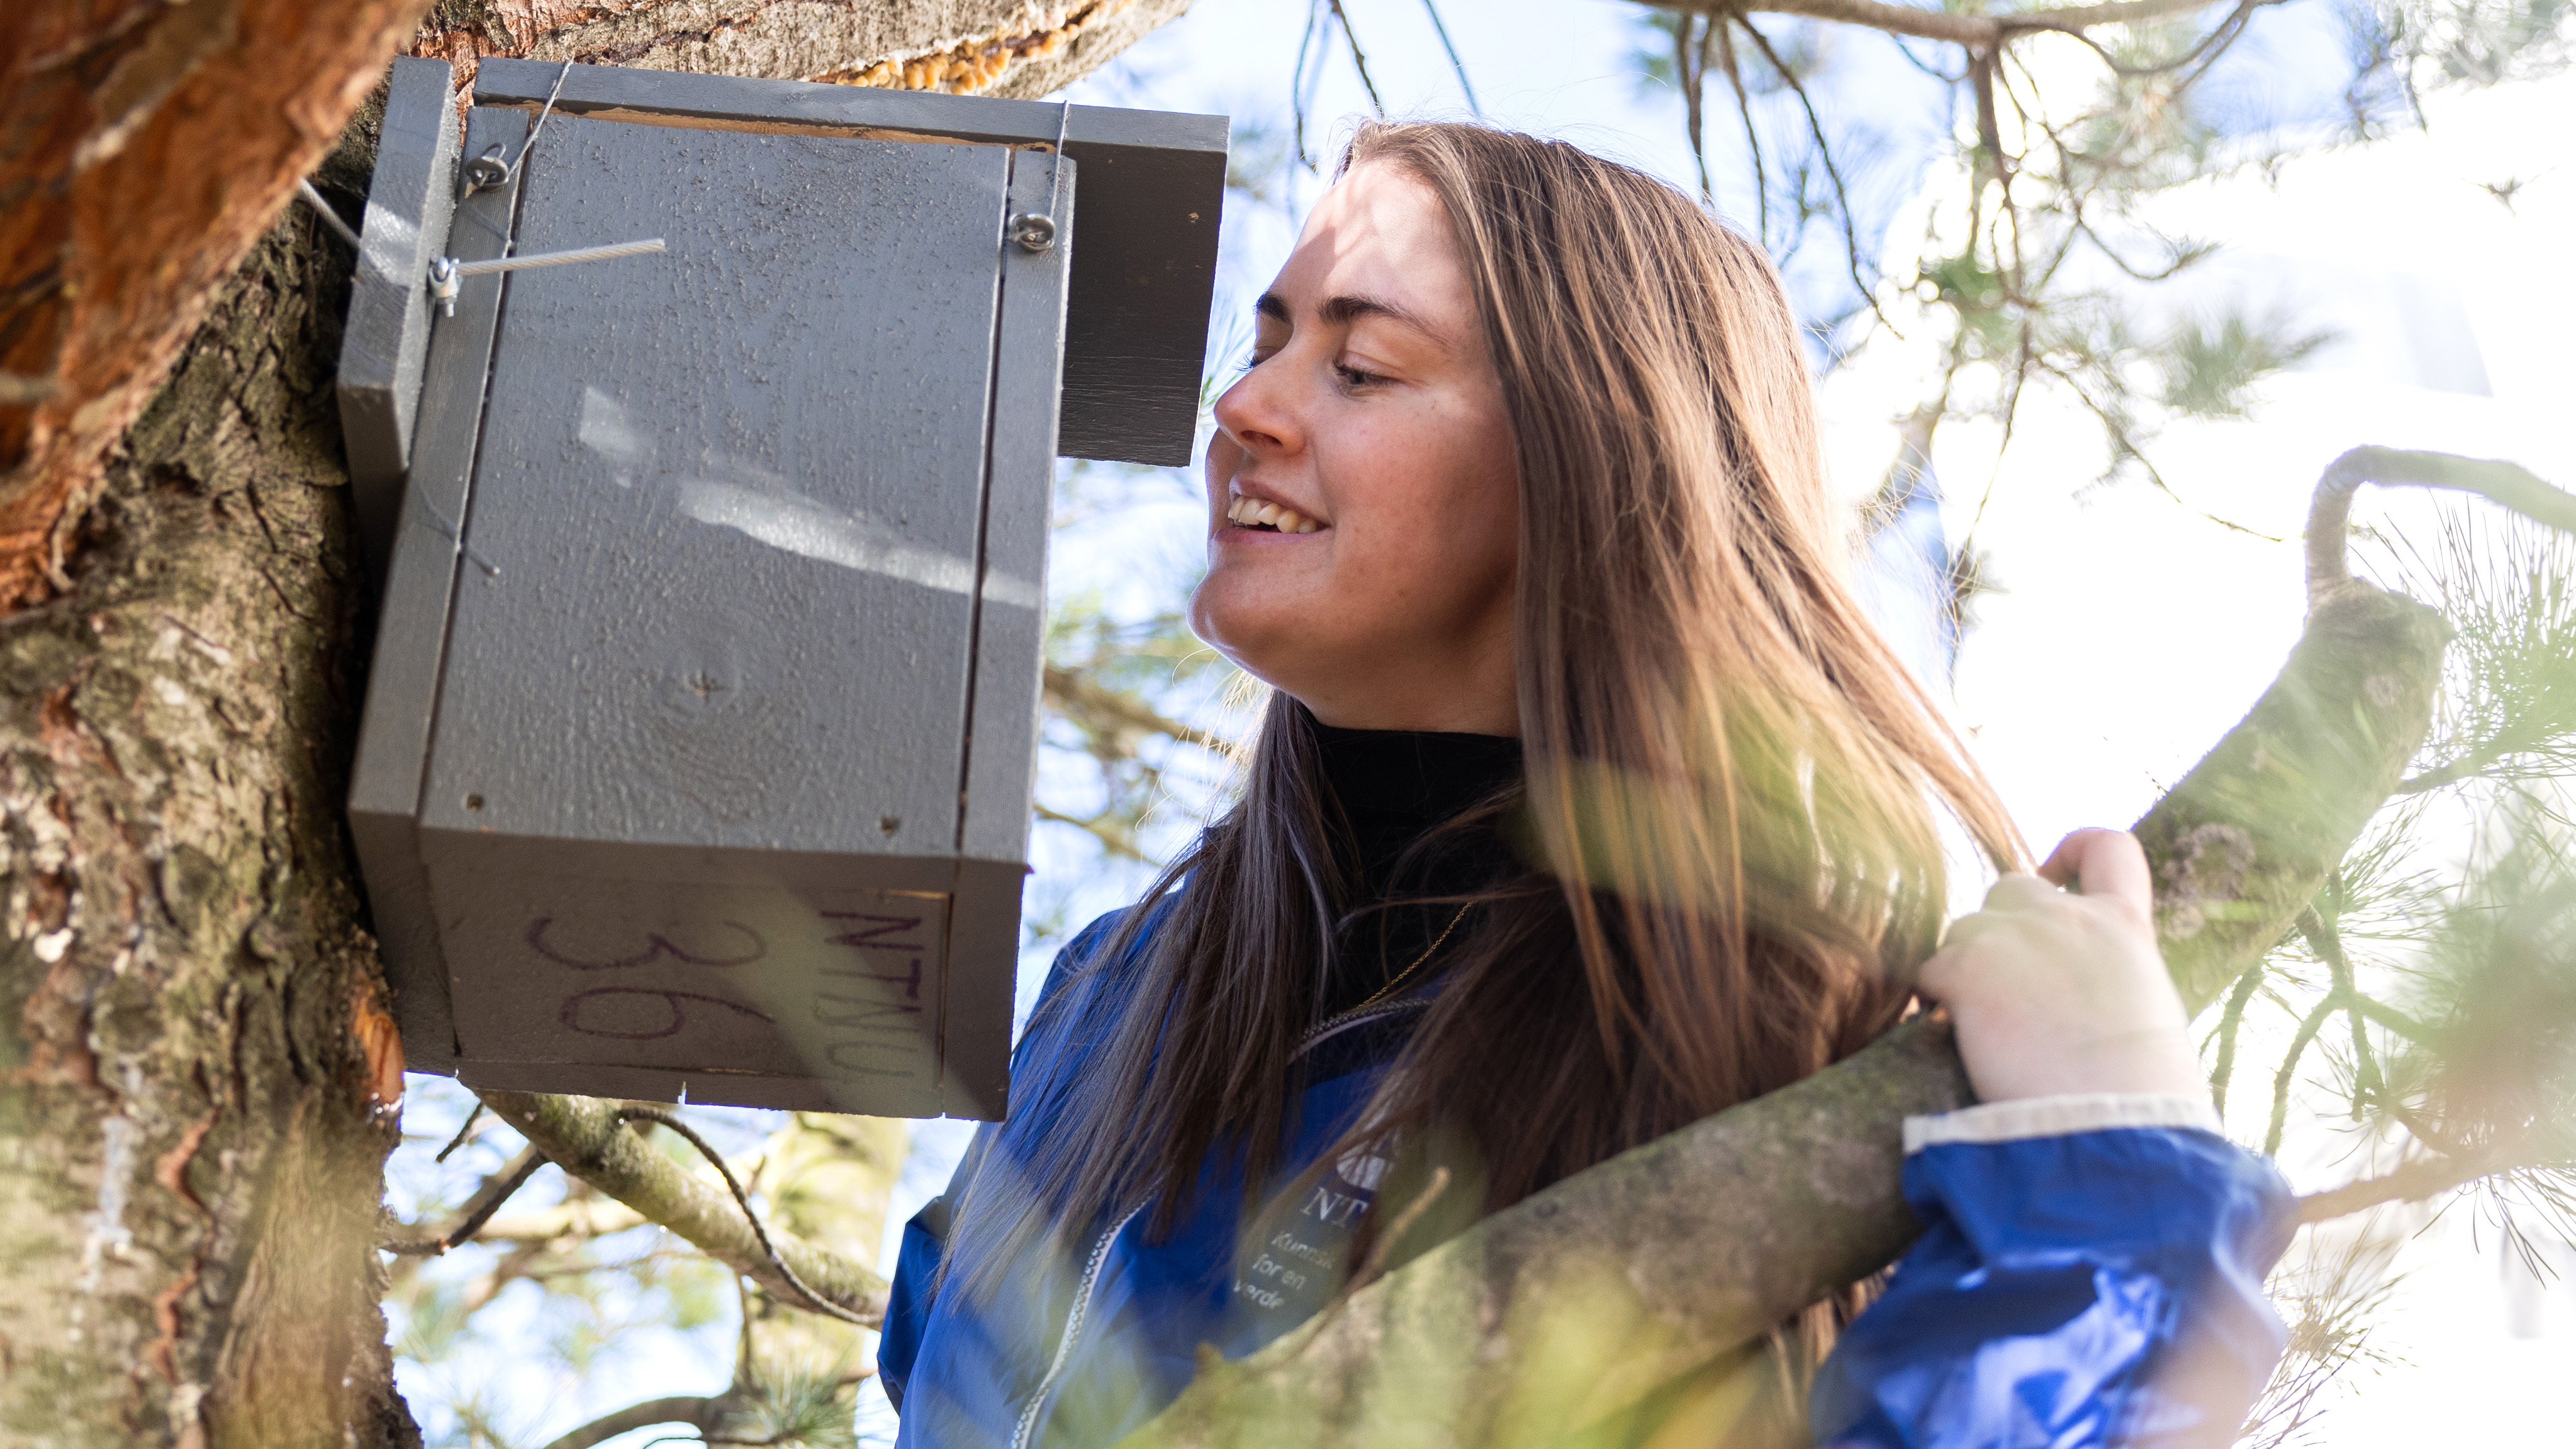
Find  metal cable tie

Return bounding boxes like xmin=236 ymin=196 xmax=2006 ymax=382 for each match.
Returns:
xmin=294 ymin=179 xmax=364 ymax=250
xmin=413 ymin=488 xmax=501 ymax=578
xmin=1045 ymin=96 xmax=1071 ymax=225
xmin=511 ymin=60 xmax=575 ymax=184
xmin=1011 ymin=98 xmax=1073 ymax=253
xmin=460 ymin=58 xmax=573 ymax=201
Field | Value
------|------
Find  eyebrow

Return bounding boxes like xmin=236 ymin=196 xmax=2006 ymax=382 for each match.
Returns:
xmin=1254 ymin=290 xmax=1444 ymax=342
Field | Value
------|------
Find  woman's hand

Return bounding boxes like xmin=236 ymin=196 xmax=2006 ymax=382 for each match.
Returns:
xmin=1918 ymin=827 xmax=2202 ymax=1103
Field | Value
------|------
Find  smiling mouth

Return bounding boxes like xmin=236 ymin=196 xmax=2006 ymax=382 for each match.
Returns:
xmin=1225 ymin=495 xmax=1323 ymax=534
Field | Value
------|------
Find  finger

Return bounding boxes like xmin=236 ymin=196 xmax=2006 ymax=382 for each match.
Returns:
xmin=1915 ymin=941 xmax=1965 ymax=1001
xmin=2037 ymin=828 xmax=2153 ymax=917
xmin=1936 ymin=910 xmax=1999 ymax=954
xmin=1982 ymin=873 xmax=2059 ymax=912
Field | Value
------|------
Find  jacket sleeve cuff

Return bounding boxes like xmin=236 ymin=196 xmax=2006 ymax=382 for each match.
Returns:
xmin=1903 ymin=1092 xmax=2222 ymax=1152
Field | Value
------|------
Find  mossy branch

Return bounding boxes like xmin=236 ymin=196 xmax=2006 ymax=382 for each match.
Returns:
xmin=1112 ymin=451 xmax=2457 ymax=1448
xmin=2307 ymin=447 xmax=2573 ymax=605
xmin=473 ymin=1089 xmax=887 ymax=1324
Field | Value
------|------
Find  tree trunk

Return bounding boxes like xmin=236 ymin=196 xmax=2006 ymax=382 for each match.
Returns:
xmin=0 ymin=4 xmax=1192 ymax=1445
xmin=0 ymin=171 xmax=412 ymax=1449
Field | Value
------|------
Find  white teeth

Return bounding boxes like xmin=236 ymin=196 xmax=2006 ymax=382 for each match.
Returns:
xmin=1223 ymin=494 xmax=1324 ymax=532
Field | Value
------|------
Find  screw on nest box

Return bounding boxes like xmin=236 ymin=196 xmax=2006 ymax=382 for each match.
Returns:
xmin=335 ymin=56 xmax=1226 ymax=1120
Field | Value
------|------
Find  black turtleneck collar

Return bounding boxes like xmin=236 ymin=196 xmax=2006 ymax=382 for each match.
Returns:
xmin=1309 ymin=722 xmax=1521 ymax=891
xmin=1306 ymin=720 xmax=1521 ymax=1016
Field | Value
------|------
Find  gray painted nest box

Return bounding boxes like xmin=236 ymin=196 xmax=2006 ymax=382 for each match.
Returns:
xmin=340 ymin=57 xmax=1224 ymax=1119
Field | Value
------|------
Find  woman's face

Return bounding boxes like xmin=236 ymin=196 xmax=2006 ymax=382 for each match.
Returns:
xmin=1189 ymin=160 xmax=1521 ymax=735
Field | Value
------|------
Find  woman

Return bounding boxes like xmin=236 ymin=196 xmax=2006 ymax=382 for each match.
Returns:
xmin=882 ymin=123 xmax=2291 ymax=1448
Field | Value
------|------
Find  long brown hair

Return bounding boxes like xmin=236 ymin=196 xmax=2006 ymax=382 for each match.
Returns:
xmin=958 ymin=120 xmax=2019 ymax=1395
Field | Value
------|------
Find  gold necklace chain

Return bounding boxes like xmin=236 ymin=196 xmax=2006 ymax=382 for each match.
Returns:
xmin=1345 ymin=900 xmax=1475 ymax=1016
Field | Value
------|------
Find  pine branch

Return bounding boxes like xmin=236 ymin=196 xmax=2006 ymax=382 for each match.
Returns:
xmin=2265 ymin=991 xmax=2339 ymax=1156
xmin=2297 ymin=902 xmax=2386 ymax=1118
xmin=1677 ymin=15 xmax=1715 ymax=203
xmin=2207 ymin=962 xmax=2264 ymax=1118
xmin=1044 ymin=664 xmax=1222 ymax=751
xmin=474 ymin=1091 xmax=888 ymax=1324
xmin=1731 ymin=15 xmax=1893 ymax=333
xmin=383 ymin=1144 xmax=550 ymax=1256
xmin=1119 ymin=1019 xmax=1977 ymax=1449
xmin=1418 ymin=0 xmax=1484 ymax=116
xmin=2295 ymin=1147 xmax=2519 ymax=1225
xmin=2041 ymin=359 xmax=2283 ymax=539
xmin=1654 ymin=0 xmax=2251 ymax=48
xmin=1291 ymin=0 xmax=1323 ymax=169
xmin=434 ymin=1101 xmax=486 ymax=1162
xmin=449 ymin=1239 xmax=544 ymax=1318
xmin=538 ymin=1393 xmax=748 ymax=1449
xmin=2395 ymin=746 xmax=2523 ymax=795
xmin=1326 ymin=0 xmax=1387 ymax=115
xmin=474 ymin=1199 xmax=649 ymax=1243
xmin=1711 ymin=20 xmax=1771 ymax=245
xmin=2308 ymin=447 xmax=2576 ymax=605
xmin=2044 ymin=0 xmax=2263 ymax=77
xmin=1036 ymin=801 xmax=1156 ymax=863
xmin=2353 ymin=993 xmax=2434 ymax=1045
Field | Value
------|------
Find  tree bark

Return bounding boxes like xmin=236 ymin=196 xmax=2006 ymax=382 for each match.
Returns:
xmin=1114 ymin=571 xmax=2451 ymax=1448
xmin=1 ymin=3 xmax=1192 ymax=1445
xmin=409 ymin=0 xmax=1197 ymax=102
xmin=0 ymin=0 xmax=430 ymax=612
xmin=0 ymin=178 xmax=413 ymax=1448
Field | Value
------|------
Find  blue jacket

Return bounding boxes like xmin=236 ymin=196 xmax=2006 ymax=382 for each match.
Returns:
xmin=882 ymin=909 xmax=2296 ymax=1449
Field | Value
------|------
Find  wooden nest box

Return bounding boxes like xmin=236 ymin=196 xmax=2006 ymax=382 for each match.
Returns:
xmin=340 ymin=57 xmax=1225 ymax=1119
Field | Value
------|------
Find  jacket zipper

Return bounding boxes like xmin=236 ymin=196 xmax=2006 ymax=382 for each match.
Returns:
xmin=1004 ymin=996 xmax=1425 ymax=1448
xmin=1009 ymin=1200 xmax=1146 ymax=1449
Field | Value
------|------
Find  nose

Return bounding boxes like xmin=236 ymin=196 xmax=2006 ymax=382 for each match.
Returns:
xmin=1211 ymin=355 xmax=1299 ymax=458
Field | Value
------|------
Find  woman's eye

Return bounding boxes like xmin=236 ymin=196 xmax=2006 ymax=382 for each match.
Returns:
xmin=1335 ymin=362 xmax=1387 ymax=389
xmin=1238 ymin=350 xmax=1275 ymax=374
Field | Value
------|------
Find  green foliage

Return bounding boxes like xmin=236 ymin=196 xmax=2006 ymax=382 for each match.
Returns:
xmin=2209 ymin=513 xmax=2576 ymax=1190
xmin=2241 ymin=1233 xmax=2408 ymax=1448
xmin=722 ymin=1367 xmax=867 ymax=1449
xmin=2182 ymin=505 xmax=2576 ymax=1426
xmin=1625 ymin=0 xmax=2573 ymax=534
xmin=2155 ymin=311 xmax=2337 ymax=419
xmin=2380 ymin=805 xmax=2576 ymax=1164
xmin=2379 ymin=0 xmax=2576 ymax=87
xmin=2382 ymin=511 xmax=2576 ymax=792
